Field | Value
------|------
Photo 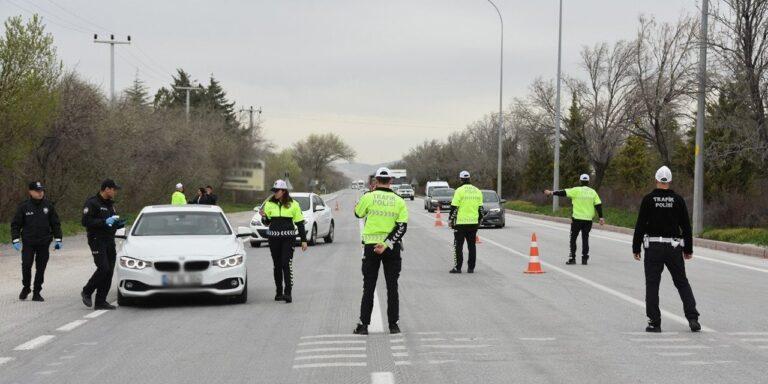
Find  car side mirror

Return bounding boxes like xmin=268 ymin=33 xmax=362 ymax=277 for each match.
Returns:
xmin=500 ymin=199 xmax=507 ymax=203
xmin=115 ymin=227 xmax=127 ymax=239
xmin=236 ymin=226 xmax=254 ymax=238
xmin=314 ymin=205 xmax=326 ymax=212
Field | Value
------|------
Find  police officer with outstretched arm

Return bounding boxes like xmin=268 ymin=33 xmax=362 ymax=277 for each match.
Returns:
xmin=449 ymin=171 xmax=484 ymax=274
xmin=632 ymin=166 xmax=700 ymax=333
xmin=353 ymin=167 xmax=408 ymax=335
xmin=10 ymin=181 xmax=62 ymax=302
xmin=80 ymin=179 xmax=125 ymax=310
xmin=544 ymin=174 xmax=605 ymax=265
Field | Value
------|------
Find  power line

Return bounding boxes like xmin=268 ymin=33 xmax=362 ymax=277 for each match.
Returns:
xmin=43 ymin=0 xmax=113 ymax=33
xmin=6 ymin=0 xmax=90 ymax=35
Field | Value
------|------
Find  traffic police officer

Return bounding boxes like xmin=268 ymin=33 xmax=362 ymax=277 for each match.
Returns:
xmin=449 ymin=171 xmax=484 ymax=274
xmin=353 ymin=167 xmax=408 ymax=335
xmin=544 ymin=174 xmax=605 ymax=265
xmin=259 ymin=179 xmax=308 ymax=304
xmin=81 ymin=179 xmax=125 ymax=310
xmin=10 ymin=181 xmax=62 ymax=301
xmin=632 ymin=166 xmax=700 ymax=333
xmin=171 ymin=183 xmax=186 ymax=205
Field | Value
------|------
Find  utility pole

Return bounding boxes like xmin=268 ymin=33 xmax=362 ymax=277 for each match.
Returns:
xmin=93 ymin=34 xmax=131 ymax=103
xmin=173 ymin=86 xmax=203 ymax=122
xmin=693 ymin=0 xmax=709 ymax=236
xmin=553 ymin=0 xmax=563 ymax=212
xmin=486 ymin=0 xmax=504 ymax=197
xmin=239 ymin=106 xmax=262 ymax=130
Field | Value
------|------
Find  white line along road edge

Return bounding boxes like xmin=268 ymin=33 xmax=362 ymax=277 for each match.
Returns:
xmin=480 ymin=236 xmax=716 ymax=333
xmin=372 ymin=371 xmax=395 ymax=384
xmin=14 ymin=335 xmax=56 ymax=351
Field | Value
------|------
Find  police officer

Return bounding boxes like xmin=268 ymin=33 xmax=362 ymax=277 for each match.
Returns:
xmin=10 ymin=181 xmax=62 ymax=301
xmin=80 ymin=179 xmax=125 ymax=310
xmin=171 ymin=183 xmax=186 ymax=205
xmin=259 ymin=180 xmax=308 ymax=304
xmin=449 ymin=171 xmax=484 ymax=274
xmin=544 ymin=174 xmax=605 ymax=265
xmin=632 ymin=166 xmax=700 ymax=333
xmin=353 ymin=167 xmax=408 ymax=335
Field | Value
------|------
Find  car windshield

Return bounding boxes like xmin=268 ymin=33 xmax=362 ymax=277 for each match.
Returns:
xmin=132 ymin=211 xmax=232 ymax=236
xmin=482 ymin=191 xmax=499 ymax=202
xmin=433 ymin=188 xmax=454 ymax=197
xmin=293 ymin=196 xmax=310 ymax=211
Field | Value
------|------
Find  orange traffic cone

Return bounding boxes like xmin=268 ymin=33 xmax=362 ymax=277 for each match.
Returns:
xmin=434 ymin=206 xmax=444 ymax=227
xmin=524 ymin=233 xmax=545 ymax=274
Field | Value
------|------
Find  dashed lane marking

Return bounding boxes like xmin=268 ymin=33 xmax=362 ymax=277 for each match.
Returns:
xmin=297 ymin=340 xmax=366 ymax=346
xmin=294 ymin=354 xmax=367 ymax=361
xmin=728 ymin=332 xmax=768 ymax=336
xmin=84 ymin=310 xmax=108 ymax=319
xmin=371 ymin=372 xmax=395 ymax=384
xmin=630 ymin=338 xmax=690 ymax=342
xmin=14 ymin=335 xmax=55 ymax=351
xmin=295 ymin=347 xmax=366 ymax=353
xmin=57 ymin=319 xmax=88 ymax=332
xmin=390 ymin=346 xmax=407 ymax=350
xmin=35 ymin=370 xmax=56 ymax=375
xmin=623 ymin=332 xmax=680 ymax=335
xmin=392 ymin=352 xmax=409 ymax=357
xmin=419 ymin=344 xmax=491 ymax=349
xmin=644 ymin=345 xmax=711 ymax=349
xmin=292 ymin=362 xmax=367 ymax=369
xmin=300 ymin=334 xmax=367 ymax=339
xmin=519 ymin=337 xmax=556 ymax=341
xmin=656 ymin=352 xmax=695 ymax=357
xmin=740 ymin=338 xmax=768 ymax=342
xmin=394 ymin=361 xmax=411 ymax=366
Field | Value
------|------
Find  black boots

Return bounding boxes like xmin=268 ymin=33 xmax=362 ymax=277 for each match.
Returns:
xmin=19 ymin=287 xmax=31 ymax=300
xmin=389 ymin=323 xmax=401 ymax=334
xmin=566 ymin=257 xmax=576 ymax=265
xmin=449 ymin=268 xmax=461 ymax=274
xmin=32 ymin=292 xmax=44 ymax=302
xmin=94 ymin=302 xmax=117 ymax=310
xmin=688 ymin=319 xmax=701 ymax=332
xmin=353 ymin=323 xmax=368 ymax=335
xmin=81 ymin=290 xmax=92 ymax=308
xmin=645 ymin=324 xmax=662 ymax=333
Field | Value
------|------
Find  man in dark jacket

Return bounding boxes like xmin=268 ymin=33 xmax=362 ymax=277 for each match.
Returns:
xmin=632 ymin=166 xmax=700 ymax=333
xmin=205 ymin=185 xmax=218 ymax=205
xmin=81 ymin=179 xmax=124 ymax=310
xmin=10 ymin=181 xmax=62 ymax=301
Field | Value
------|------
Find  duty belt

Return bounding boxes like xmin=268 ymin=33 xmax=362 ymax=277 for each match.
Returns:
xmin=643 ymin=236 xmax=684 ymax=248
xmin=267 ymin=230 xmax=298 ymax=237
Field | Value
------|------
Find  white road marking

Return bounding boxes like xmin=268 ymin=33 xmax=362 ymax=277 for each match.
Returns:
xmin=507 ymin=215 xmax=768 ymax=274
xmin=656 ymin=352 xmax=695 ymax=357
xmin=622 ymin=332 xmax=680 ymax=335
xmin=644 ymin=345 xmax=711 ymax=349
xmin=420 ymin=344 xmax=491 ymax=349
xmin=391 ymin=346 xmax=407 ymax=350
xmin=296 ymin=347 xmax=366 ymax=353
xmin=740 ymin=338 xmax=768 ymax=342
xmin=292 ymin=362 xmax=367 ymax=369
xmin=370 ymin=289 xmax=385 ymax=334
xmin=84 ymin=310 xmax=108 ymax=319
xmin=413 ymin=332 xmax=442 ymax=335
xmin=394 ymin=361 xmax=411 ymax=366
xmin=630 ymin=338 xmax=689 ymax=342
xmin=390 ymin=339 xmax=404 ymax=343
xmin=36 ymin=370 xmax=56 ymax=375
xmin=371 ymin=372 xmax=395 ymax=384
xmin=294 ymin=354 xmax=367 ymax=361
xmin=727 ymin=332 xmax=768 ymax=336
xmin=428 ymin=360 xmax=457 ymax=364
xmin=419 ymin=338 xmax=446 ymax=341
xmin=0 ymin=357 xmax=14 ymax=366
xmin=47 ymin=362 xmax=64 ymax=366
xmin=298 ymin=340 xmax=367 ymax=346
xmin=519 ymin=337 xmax=556 ymax=341
xmin=300 ymin=334 xmax=367 ymax=339
xmin=57 ymin=319 xmax=88 ymax=332
xmin=392 ymin=352 xmax=409 ymax=357
xmin=74 ymin=342 xmax=98 ymax=346
xmin=678 ymin=361 xmax=711 ymax=366
xmin=480 ymin=236 xmax=717 ymax=332
xmin=14 ymin=335 xmax=55 ymax=351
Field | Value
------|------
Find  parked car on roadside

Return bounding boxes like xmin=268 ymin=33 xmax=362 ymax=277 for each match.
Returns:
xmin=479 ymin=189 xmax=506 ymax=228
xmin=249 ymin=192 xmax=335 ymax=247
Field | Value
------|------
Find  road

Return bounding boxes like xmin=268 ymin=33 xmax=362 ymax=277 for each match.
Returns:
xmin=0 ymin=189 xmax=766 ymax=384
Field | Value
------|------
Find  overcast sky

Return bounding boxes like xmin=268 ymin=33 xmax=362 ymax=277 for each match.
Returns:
xmin=2 ymin=0 xmax=698 ymax=163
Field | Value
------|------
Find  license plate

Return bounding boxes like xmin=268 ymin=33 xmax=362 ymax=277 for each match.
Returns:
xmin=162 ymin=273 xmax=203 ymax=287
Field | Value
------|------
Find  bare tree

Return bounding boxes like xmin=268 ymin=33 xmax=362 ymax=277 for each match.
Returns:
xmin=292 ymin=133 xmax=356 ymax=188
xmin=630 ymin=15 xmax=699 ymax=164
xmin=575 ymin=41 xmax=636 ymax=189
xmin=710 ymin=0 xmax=768 ymax=154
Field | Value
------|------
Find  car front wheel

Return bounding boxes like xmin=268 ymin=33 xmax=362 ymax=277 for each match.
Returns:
xmin=308 ymin=224 xmax=318 ymax=246
xmin=324 ymin=221 xmax=335 ymax=243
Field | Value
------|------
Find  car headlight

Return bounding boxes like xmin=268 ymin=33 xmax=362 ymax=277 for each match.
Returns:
xmin=431 ymin=199 xmax=438 ymax=203
xmin=212 ymin=255 xmax=244 ymax=268
xmin=490 ymin=208 xmax=502 ymax=213
xmin=251 ymin=219 xmax=261 ymax=226
xmin=119 ymin=256 xmax=152 ymax=270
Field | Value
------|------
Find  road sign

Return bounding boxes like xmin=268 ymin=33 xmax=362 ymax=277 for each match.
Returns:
xmin=222 ymin=159 xmax=265 ymax=191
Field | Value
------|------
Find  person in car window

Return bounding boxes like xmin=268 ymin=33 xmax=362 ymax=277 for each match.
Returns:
xmin=259 ymin=180 xmax=308 ymax=303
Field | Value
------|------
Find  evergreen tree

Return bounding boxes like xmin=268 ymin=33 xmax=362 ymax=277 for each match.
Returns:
xmin=203 ymin=75 xmax=237 ymax=129
xmin=608 ymin=135 xmax=654 ymax=192
xmin=124 ymin=72 xmax=149 ymax=107
xmin=560 ymin=93 xmax=591 ymax=186
xmin=523 ymin=132 xmax=553 ymax=193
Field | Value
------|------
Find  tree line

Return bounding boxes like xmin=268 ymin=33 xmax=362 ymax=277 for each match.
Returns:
xmin=396 ymin=2 xmax=768 ymax=228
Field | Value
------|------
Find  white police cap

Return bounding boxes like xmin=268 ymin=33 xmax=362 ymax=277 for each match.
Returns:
xmin=579 ymin=174 xmax=590 ymax=182
xmin=271 ymin=179 xmax=289 ymax=191
xmin=175 ymin=183 xmax=183 ymax=189
xmin=375 ymin=167 xmax=393 ymax=178
xmin=655 ymin=166 xmax=672 ymax=183
xmin=459 ymin=170 xmax=470 ymax=179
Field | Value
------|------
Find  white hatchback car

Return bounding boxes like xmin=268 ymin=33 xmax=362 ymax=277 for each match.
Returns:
xmin=115 ymin=204 xmax=252 ymax=306
xmin=249 ymin=192 xmax=335 ymax=247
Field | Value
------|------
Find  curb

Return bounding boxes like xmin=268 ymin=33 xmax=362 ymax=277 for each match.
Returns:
xmin=507 ymin=210 xmax=768 ymax=259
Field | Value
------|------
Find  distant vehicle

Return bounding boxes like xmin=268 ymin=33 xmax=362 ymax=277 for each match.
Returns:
xmin=425 ymin=187 xmax=455 ymax=212
xmin=249 ymin=192 xmax=335 ymax=248
xmin=480 ymin=189 xmax=506 ymax=228
xmin=115 ymin=204 xmax=250 ymax=306
xmin=423 ymin=181 xmax=450 ymax=210
xmin=352 ymin=180 xmax=366 ymax=189
xmin=394 ymin=184 xmax=415 ymax=200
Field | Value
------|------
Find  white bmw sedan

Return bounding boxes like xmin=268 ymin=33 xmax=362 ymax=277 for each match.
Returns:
xmin=115 ymin=204 xmax=252 ymax=306
xmin=248 ymin=192 xmax=335 ymax=248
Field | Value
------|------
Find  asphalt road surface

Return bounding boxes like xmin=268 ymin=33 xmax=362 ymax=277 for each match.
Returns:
xmin=0 ymin=190 xmax=766 ymax=384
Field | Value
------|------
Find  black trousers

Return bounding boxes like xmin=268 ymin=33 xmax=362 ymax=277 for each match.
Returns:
xmin=360 ymin=244 xmax=401 ymax=326
xmin=83 ymin=237 xmax=117 ymax=304
xmin=453 ymin=227 xmax=478 ymax=271
xmin=569 ymin=219 xmax=593 ymax=259
xmin=644 ymin=243 xmax=699 ymax=326
xmin=268 ymin=237 xmax=295 ymax=294
xmin=21 ymin=243 xmax=50 ymax=293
